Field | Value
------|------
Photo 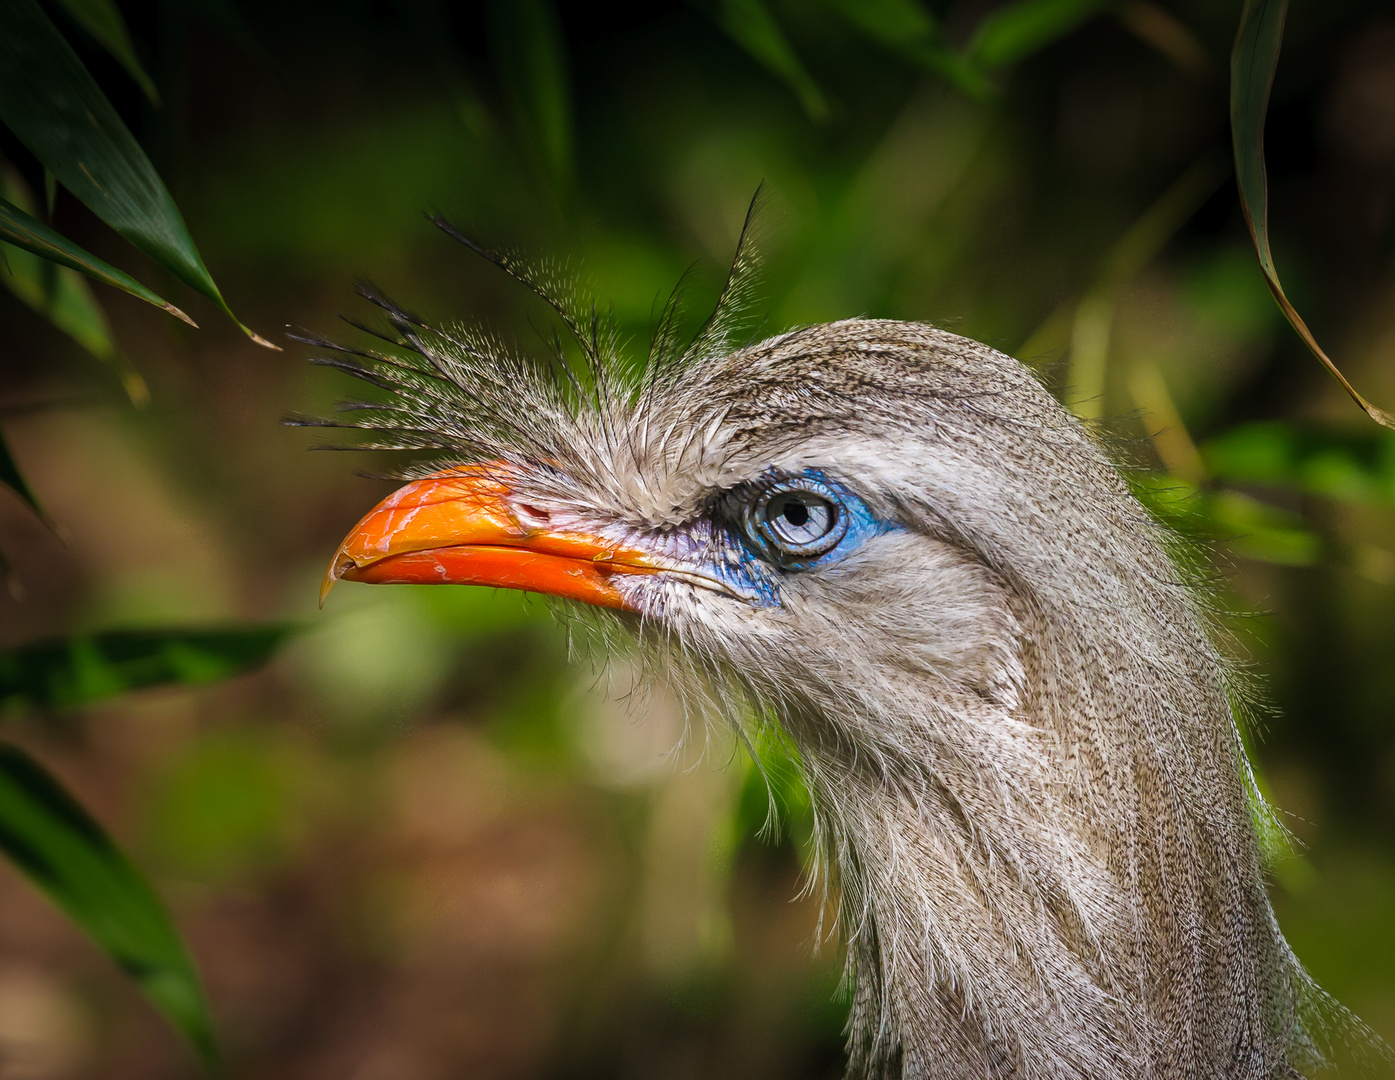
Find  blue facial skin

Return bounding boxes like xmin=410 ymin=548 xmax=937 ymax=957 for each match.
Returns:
xmin=704 ymin=469 xmax=903 ymax=608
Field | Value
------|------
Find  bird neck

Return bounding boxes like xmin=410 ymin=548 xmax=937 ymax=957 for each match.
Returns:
xmin=791 ymin=593 xmax=1312 ymax=1080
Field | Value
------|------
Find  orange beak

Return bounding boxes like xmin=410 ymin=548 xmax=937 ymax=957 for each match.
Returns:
xmin=321 ymin=465 xmax=660 ymax=611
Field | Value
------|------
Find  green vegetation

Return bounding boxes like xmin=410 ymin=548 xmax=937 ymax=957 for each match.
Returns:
xmin=1 ymin=0 xmax=1393 ymax=1075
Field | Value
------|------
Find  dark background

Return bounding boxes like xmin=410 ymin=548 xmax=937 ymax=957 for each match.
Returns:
xmin=1 ymin=1 xmax=1394 ymax=1076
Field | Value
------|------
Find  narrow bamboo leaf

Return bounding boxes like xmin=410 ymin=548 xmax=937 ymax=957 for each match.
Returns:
xmin=0 ymin=626 xmax=293 ymax=711
xmin=969 ymin=0 xmax=1111 ymax=70
xmin=0 ymin=0 xmax=275 ymax=348
xmin=51 ymin=0 xmax=159 ymax=103
xmin=0 ymin=196 xmax=193 ymax=324
xmin=0 ymin=743 xmax=217 ymax=1065
xmin=1115 ymin=1 xmax=1209 ymax=75
xmin=0 ymin=425 xmax=45 ymax=521
xmin=816 ymin=0 xmax=993 ymax=98
xmin=818 ymin=0 xmax=936 ymax=43
xmin=1 ymin=166 xmax=155 ymax=402
xmin=714 ymin=0 xmax=829 ymax=121
xmin=0 ymin=223 xmax=151 ymax=403
xmin=1231 ymin=0 xmax=1395 ymax=428
xmin=486 ymin=0 xmax=573 ymax=184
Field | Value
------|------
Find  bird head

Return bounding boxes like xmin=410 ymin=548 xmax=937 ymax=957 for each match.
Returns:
xmin=317 ymin=313 xmax=1039 ymax=737
xmin=300 ymin=222 xmax=1340 ymax=1080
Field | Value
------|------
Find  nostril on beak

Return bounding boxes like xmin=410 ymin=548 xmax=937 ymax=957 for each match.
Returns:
xmin=516 ymin=503 xmax=552 ymax=526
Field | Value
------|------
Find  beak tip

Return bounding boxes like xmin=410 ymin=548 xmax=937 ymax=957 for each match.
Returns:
xmin=319 ymin=555 xmax=348 ymax=609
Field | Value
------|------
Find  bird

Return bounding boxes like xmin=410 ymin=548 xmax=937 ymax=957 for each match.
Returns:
xmin=299 ymin=212 xmax=1355 ymax=1080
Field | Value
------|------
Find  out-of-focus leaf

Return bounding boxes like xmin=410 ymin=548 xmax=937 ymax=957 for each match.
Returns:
xmin=1204 ymin=422 xmax=1296 ymax=486
xmin=0 ymin=193 xmax=191 ymax=320
xmin=487 ymin=0 xmax=573 ymax=184
xmin=1116 ymin=1 xmax=1209 ymax=75
xmin=0 ymin=424 xmax=45 ymax=521
xmin=51 ymin=0 xmax=159 ymax=103
xmin=1204 ymin=423 xmax=1395 ymax=505
xmin=1 ymin=168 xmax=155 ymax=402
xmin=1128 ymin=362 xmax=1206 ymax=484
xmin=969 ymin=0 xmax=1111 ymax=70
xmin=144 ymin=730 xmax=295 ymax=881
xmin=0 ymin=743 xmax=217 ymax=1065
xmin=1133 ymin=474 xmax=1320 ymax=566
xmin=0 ymin=626 xmax=293 ymax=712
xmin=1017 ymin=155 xmax=1226 ymax=364
xmin=1231 ymin=0 xmax=1394 ymax=429
xmin=712 ymin=0 xmax=829 ymax=121
xmin=815 ymin=0 xmax=993 ymax=98
xmin=0 ymin=0 xmax=274 ymax=347
xmin=1205 ymin=489 xmax=1320 ymax=565
xmin=817 ymin=0 xmax=936 ymax=44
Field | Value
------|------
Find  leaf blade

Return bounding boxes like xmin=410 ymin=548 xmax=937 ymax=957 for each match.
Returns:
xmin=486 ymin=0 xmax=574 ymax=184
xmin=0 ymin=424 xmax=45 ymax=521
xmin=51 ymin=0 xmax=159 ymax=103
xmin=714 ymin=0 xmax=829 ymax=121
xmin=1 ymin=165 xmax=155 ymax=403
xmin=969 ymin=0 xmax=1111 ymax=70
xmin=0 ymin=743 xmax=217 ymax=1065
xmin=0 ymin=626 xmax=294 ymax=712
xmin=815 ymin=0 xmax=993 ymax=98
xmin=0 ymin=195 xmax=193 ymax=323
xmin=1230 ymin=0 xmax=1395 ymax=428
xmin=0 ymin=0 xmax=273 ymax=347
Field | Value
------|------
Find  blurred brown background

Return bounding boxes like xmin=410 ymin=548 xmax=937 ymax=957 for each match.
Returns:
xmin=2 ymin=1 xmax=1395 ymax=1076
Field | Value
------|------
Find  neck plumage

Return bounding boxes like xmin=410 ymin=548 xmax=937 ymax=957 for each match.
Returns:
xmin=786 ymin=533 xmax=1319 ymax=1080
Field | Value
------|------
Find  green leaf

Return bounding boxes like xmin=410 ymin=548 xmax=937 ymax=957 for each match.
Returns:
xmin=51 ymin=0 xmax=159 ymax=104
xmin=815 ymin=0 xmax=993 ymax=98
xmin=0 ymin=423 xmax=45 ymax=521
xmin=1205 ymin=489 xmax=1320 ymax=565
xmin=0 ymin=184 xmax=191 ymax=319
xmin=0 ymin=743 xmax=217 ymax=1065
xmin=817 ymin=0 xmax=937 ymax=45
xmin=1133 ymin=474 xmax=1320 ymax=566
xmin=0 ymin=0 xmax=275 ymax=348
xmin=969 ymin=0 xmax=1112 ymax=70
xmin=1204 ymin=422 xmax=1395 ymax=505
xmin=0 ymin=626 xmax=293 ymax=712
xmin=0 ymin=167 xmax=158 ymax=402
xmin=713 ymin=0 xmax=829 ymax=121
xmin=1 ymin=200 xmax=152 ymax=401
xmin=1231 ymin=0 xmax=1394 ymax=428
xmin=486 ymin=0 xmax=573 ymax=185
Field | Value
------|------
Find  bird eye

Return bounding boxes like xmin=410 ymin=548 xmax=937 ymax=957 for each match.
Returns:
xmin=750 ymin=479 xmax=848 ymax=563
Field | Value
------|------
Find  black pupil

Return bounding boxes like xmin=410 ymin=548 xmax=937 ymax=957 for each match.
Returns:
xmin=783 ymin=500 xmax=809 ymax=527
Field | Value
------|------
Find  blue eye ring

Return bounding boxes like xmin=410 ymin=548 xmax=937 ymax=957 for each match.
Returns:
xmin=744 ymin=476 xmax=848 ymax=564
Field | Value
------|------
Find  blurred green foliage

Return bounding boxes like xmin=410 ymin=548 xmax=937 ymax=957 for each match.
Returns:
xmin=0 ymin=626 xmax=292 ymax=712
xmin=1 ymin=0 xmax=1394 ymax=1077
xmin=0 ymin=0 xmax=259 ymax=342
xmin=0 ymin=744 xmax=216 ymax=1066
